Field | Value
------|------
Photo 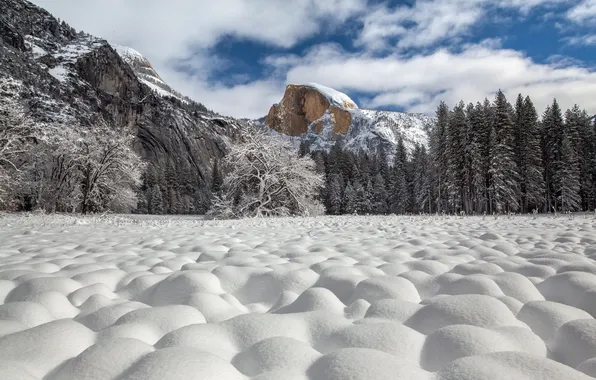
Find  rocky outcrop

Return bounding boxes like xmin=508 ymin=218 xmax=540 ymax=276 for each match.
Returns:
xmin=265 ymin=84 xmax=356 ymax=136
xmin=0 ymin=0 xmax=243 ymax=195
xmin=262 ymin=83 xmax=434 ymax=157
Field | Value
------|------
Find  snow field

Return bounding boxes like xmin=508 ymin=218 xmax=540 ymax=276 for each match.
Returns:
xmin=1 ymin=214 xmax=596 ymax=379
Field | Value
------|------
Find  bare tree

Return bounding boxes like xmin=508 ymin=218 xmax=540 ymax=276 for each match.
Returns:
xmin=209 ymin=127 xmax=325 ymax=218
xmin=77 ymin=121 xmax=146 ymax=214
xmin=0 ymin=77 xmax=41 ymax=207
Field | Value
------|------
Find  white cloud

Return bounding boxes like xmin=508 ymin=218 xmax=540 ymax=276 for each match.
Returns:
xmin=564 ymin=34 xmax=596 ymax=45
xmin=567 ymin=0 xmax=596 ymax=23
xmin=355 ymin=0 xmax=571 ymax=51
xmin=278 ymin=42 xmax=596 ymax=116
xmin=29 ymin=0 xmax=365 ymax=118
xmin=28 ymin=0 xmax=596 ymax=120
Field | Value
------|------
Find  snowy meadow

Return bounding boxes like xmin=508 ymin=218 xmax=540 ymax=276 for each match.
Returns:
xmin=1 ymin=213 xmax=596 ymax=379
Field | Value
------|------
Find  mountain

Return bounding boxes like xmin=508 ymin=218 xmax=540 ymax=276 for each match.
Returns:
xmin=112 ymin=44 xmax=193 ymax=104
xmin=0 ymin=0 xmax=244 ymax=212
xmin=264 ymin=83 xmax=434 ymax=156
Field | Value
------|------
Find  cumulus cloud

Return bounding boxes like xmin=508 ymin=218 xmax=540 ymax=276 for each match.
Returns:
xmin=354 ymin=0 xmax=569 ymax=51
xmin=564 ymin=34 xmax=596 ymax=45
xmin=567 ymin=0 xmax=596 ymax=23
xmin=278 ymin=42 xmax=596 ymax=115
xmin=30 ymin=0 xmax=365 ymax=118
xmin=29 ymin=0 xmax=596 ymax=119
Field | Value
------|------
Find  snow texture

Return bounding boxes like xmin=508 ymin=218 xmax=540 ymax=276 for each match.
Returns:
xmin=1 ymin=213 xmax=596 ymax=379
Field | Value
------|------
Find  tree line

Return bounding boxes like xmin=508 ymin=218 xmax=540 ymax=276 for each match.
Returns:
xmin=307 ymin=91 xmax=596 ymax=215
xmin=4 ymin=73 xmax=595 ymax=217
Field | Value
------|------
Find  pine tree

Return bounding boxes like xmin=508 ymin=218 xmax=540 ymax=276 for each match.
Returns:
xmin=389 ymin=139 xmax=409 ymax=214
xmin=578 ymin=112 xmax=596 ymax=210
xmin=372 ymin=173 xmax=388 ymax=214
xmin=136 ymin=190 xmax=148 ymax=214
xmin=466 ymin=102 xmax=490 ymax=213
xmin=411 ymin=144 xmax=431 ymax=213
xmin=541 ymin=99 xmax=565 ymax=212
xmin=326 ymin=173 xmax=344 ymax=215
xmin=447 ymin=101 xmax=467 ymax=212
xmin=342 ymin=181 xmax=358 ymax=214
xmin=355 ymin=179 xmax=371 ymax=214
xmin=149 ymin=184 xmax=164 ymax=214
xmin=489 ymin=90 xmax=519 ymax=213
xmin=211 ymin=159 xmax=224 ymax=194
xmin=557 ymin=135 xmax=581 ymax=212
xmin=515 ymin=96 xmax=545 ymax=212
xmin=430 ymin=101 xmax=450 ymax=213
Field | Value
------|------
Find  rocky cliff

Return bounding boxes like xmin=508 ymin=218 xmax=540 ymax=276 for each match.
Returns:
xmin=266 ymin=83 xmax=357 ymax=136
xmin=264 ymin=83 xmax=434 ymax=157
xmin=0 ymin=0 xmax=242 ymax=204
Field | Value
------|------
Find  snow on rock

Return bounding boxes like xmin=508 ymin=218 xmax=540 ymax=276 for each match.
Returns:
xmin=304 ymin=82 xmax=358 ymax=109
xmin=0 ymin=214 xmax=596 ymax=379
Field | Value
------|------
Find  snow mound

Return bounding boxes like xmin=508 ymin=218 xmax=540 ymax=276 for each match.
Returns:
xmin=421 ymin=325 xmax=546 ymax=371
xmin=436 ymin=351 xmax=594 ymax=380
xmin=232 ymin=336 xmax=319 ymax=376
xmin=550 ymin=319 xmax=596 ymax=368
xmin=121 ymin=347 xmax=245 ymax=380
xmin=404 ymin=294 xmax=524 ymax=334
xmin=307 ymin=348 xmax=431 ymax=380
xmin=1 ymin=214 xmax=596 ymax=379
xmin=304 ymin=82 xmax=358 ymax=109
xmin=0 ymin=319 xmax=95 ymax=378
xmin=51 ymin=338 xmax=154 ymax=380
xmin=517 ymin=301 xmax=593 ymax=341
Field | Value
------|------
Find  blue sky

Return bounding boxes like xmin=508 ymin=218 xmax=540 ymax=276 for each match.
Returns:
xmin=31 ymin=0 xmax=596 ymax=118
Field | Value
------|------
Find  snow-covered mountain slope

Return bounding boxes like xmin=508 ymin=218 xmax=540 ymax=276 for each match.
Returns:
xmin=0 ymin=0 xmax=243 ymax=190
xmin=310 ymin=108 xmax=433 ymax=155
xmin=112 ymin=44 xmax=189 ymax=103
xmin=263 ymin=83 xmax=435 ymax=157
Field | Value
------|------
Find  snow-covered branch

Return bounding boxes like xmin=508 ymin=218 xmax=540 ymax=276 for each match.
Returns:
xmin=209 ymin=127 xmax=325 ymax=219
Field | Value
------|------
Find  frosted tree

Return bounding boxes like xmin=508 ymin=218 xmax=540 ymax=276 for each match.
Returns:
xmin=447 ymin=101 xmax=467 ymax=212
xmin=326 ymin=172 xmax=344 ymax=215
xmin=208 ymin=127 xmax=325 ymax=218
xmin=514 ymin=95 xmax=544 ymax=212
xmin=430 ymin=101 xmax=450 ymax=213
xmin=411 ymin=144 xmax=431 ymax=213
xmin=0 ymin=78 xmax=40 ymax=207
xmin=372 ymin=173 xmax=388 ymax=214
xmin=342 ymin=181 xmax=358 ymax=214
xmin=359 ymin=179 xmax=373 ymax=214
xmin=211 ymin=159 xmax=223 ymax=194
xmin=541 ymin=100 xmax=564 ymax=211
xmin=578 ymin=111 xmax=596 ymax=210
xmin=489 ymin=90 xmax=519 ymax=213
xmin=78 ymin=121 xmax=146 ymax=213
xmin=149 ymin=185 xmax=164 ymax=214
xmin=557 ymin=135 xmax=581 ymax=212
